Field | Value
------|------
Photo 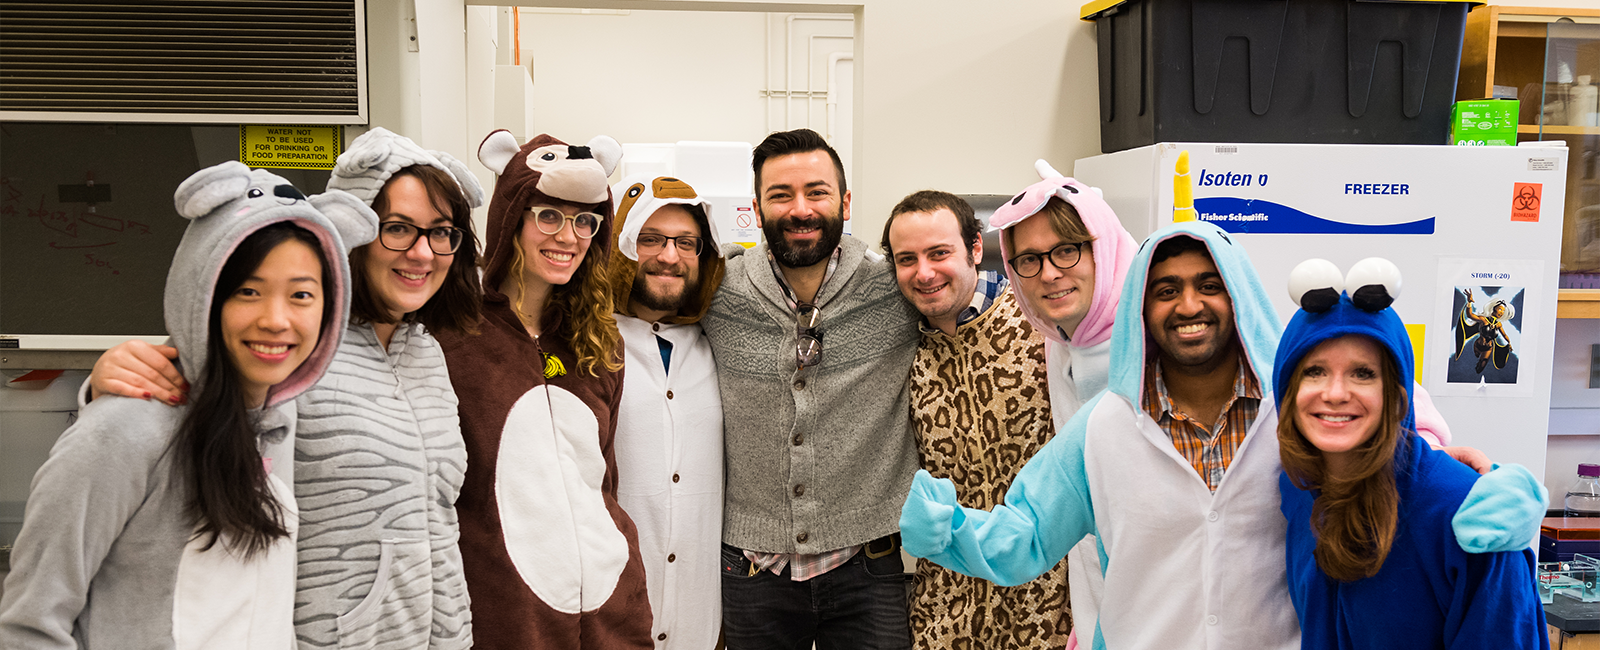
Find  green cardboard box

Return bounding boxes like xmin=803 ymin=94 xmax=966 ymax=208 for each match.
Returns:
xmin=1451 ymin=99 xmax=1520 ymax=146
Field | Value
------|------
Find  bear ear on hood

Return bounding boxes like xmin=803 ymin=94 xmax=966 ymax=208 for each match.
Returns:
xmin=479 ymin=129 xmax=521 ymax=175
xmin=430 ymin=149 xmax=486 ymax=209
xmin=309 ymin=189 xmax=380 ymax=250
xmin=588 ymin=135 xmax=622 ymax=177
xmin=174 ymin=160 xmax=253 ymax=220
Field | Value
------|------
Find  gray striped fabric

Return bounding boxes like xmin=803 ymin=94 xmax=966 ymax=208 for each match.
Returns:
xmin=291 ymin=322 xmax=472 ymax=650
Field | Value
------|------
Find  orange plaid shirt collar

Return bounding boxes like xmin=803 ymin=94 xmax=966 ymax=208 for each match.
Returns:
xmin=1141 ymin=356 xmax=1263 ymax=492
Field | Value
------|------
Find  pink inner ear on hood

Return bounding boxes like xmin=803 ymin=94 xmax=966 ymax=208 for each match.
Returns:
xmin=992 ymin=177 xmax=1137 ymax=349
xmin=262 ymin=217 xmax=346 ymax=409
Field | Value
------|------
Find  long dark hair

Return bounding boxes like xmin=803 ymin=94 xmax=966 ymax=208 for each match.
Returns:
xmin=176 ymin=221 xmax=333 ymax=557
xmin=1277 ymin=343 xmax=1409 ymax=582
xmin=348 ymin=164 xmax=482 ymax=336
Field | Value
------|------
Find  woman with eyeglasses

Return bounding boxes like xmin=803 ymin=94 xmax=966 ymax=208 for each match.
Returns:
xmin=435 ymin=132 xmax=652 ymax=649
xmin=83 ymin=127 xmax=484 ymax=649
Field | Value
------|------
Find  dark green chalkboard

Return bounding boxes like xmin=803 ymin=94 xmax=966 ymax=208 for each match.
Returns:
xmin=1 ymin=123 xmax=330 ymax=339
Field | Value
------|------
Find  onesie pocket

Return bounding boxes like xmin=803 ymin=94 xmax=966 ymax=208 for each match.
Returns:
xmin=335 ymin=538 xmax=431 ymax=649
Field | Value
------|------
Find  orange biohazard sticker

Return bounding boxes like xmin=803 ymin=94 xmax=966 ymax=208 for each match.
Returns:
xmin=1511 ymin=183 xmax=1541 ymax=222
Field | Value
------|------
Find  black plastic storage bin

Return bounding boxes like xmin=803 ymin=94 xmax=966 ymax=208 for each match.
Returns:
xmin=1084 ymin=0 xmax=1474 ymax=153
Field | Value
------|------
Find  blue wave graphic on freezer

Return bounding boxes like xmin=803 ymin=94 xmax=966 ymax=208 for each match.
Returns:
xmin=1193 ymin=197 xmax=1435 ymax=235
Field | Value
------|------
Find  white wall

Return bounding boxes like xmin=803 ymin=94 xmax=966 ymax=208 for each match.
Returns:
xmin=466 ymin=0 xmax=1099 ymax=249
xmin=516 ymin=9 xmax=771 ymax=145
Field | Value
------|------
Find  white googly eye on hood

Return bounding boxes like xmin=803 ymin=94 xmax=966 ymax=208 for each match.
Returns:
xmin=1346 ymin=257 xmax=1401 ymax=312
xmin=1288 ymin=258 xmax=1343 ymax=313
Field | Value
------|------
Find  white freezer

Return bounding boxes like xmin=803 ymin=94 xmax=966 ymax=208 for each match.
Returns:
xmin=1074 ymin=142 xmax=1570 ymax=476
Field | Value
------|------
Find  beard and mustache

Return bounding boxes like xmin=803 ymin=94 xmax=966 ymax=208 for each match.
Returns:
xmin=631 ymin=257 xmax=702 ymax=314
xmin=762 ymin=208 xmax=845 ymax=268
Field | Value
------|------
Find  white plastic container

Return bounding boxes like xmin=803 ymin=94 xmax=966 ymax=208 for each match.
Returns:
xmin=1569 ymin=75 xmax=1599 ymax=128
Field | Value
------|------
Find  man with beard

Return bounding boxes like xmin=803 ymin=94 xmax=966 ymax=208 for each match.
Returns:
xmin=607 ymin=174 xmax=728 ymax=650
xmin=700 ymin=128 xmax=922 ymax=649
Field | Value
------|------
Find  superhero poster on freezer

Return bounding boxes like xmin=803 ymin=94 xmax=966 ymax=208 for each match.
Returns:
xmin=1429 ymin=258 xmax=1545 ymax=397
xmin=1447 ymin=285 xmax=1521 ymax=384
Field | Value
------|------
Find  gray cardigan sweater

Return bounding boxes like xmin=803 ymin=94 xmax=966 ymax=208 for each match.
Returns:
xmin=702 ymin=235 xmax=922 ymax=554
xmin=292 ymin=321 xmax=472 ymax=649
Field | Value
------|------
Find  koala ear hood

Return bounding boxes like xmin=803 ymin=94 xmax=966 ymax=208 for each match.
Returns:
xmin=164 ymin=162 xmax=377 ymax=408
xmin=327 ymin=127 xmax=486 ymax=209
xmin=309 ymin=189 xmax=380 ymax=249
xmin=175 ymin=160 xmax=253 ymax=219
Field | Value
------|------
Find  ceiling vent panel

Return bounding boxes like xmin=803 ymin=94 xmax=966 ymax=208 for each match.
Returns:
xmin=0 ymin=0 xmax=365 ymax=124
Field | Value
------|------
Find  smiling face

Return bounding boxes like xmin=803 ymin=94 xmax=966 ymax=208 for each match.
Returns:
xmin=1144 ymin=246 xmax=1237 ymax=373
xmin=1292 ymin=335 xmax=1387 ymax=474
xmin=518 ymin=201 xmax=596 ymax=295
xmin=365 ymin=174 xmax=452 ymax=320
xmin=756 ymin=149 xmax=849 ymax=268
xmin=630 ymin=204 xmax=703 ymax=319
xmin=1010 ymin=212 xmax=1097 ymax=337
xmin=221 ymin=238 xmax=325 ymax=407
xmin=888 ymin=208 xmax=979 ymax=333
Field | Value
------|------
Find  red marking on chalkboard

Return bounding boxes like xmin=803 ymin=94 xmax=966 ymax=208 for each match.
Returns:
xmin=84 ymin=252 xmax=120 ymax=275
xmin=80 ymin=212 xmax=125 ymax=232
xmin=48 ymin=241 xmax=114 ymax=250
xmin=32 ymin=195 xmax=75 ymax=237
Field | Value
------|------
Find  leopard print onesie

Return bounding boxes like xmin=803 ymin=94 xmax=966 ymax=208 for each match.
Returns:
xmin=909 ymin=289 xmax=1070 ymax=650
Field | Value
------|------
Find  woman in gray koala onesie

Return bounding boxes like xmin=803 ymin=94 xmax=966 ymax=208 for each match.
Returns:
xmin=80 ymin=128 xmax=486 ymax=649
xmin=0 ymin=161 xmax=376 ymax=649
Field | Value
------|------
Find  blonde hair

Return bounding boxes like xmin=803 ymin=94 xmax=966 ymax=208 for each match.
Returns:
xmin=1004 ymin=196 xmax=1095 ymax=252
xmin=506 ymin=227 xmax=623 ymax=377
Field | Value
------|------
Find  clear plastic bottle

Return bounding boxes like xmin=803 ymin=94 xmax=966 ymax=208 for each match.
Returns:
xmin=1565 ymin=463 xmax=1600 ymax=517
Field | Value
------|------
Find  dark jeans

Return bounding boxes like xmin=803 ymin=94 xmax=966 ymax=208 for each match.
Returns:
xmin=721 ymin=539 xmax=913 ymax=650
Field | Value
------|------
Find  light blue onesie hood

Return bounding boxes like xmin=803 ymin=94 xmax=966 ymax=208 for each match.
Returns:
xmin=1106 ymin=220 xmax=1282 ymax=406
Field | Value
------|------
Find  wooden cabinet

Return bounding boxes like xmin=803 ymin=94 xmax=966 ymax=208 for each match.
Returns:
xmin=1460 ymin=5 xmax=1600 ymax=319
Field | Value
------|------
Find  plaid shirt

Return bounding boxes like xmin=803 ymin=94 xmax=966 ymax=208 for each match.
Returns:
xmin=958 ymin=271 xmax=1007 ymax=327
xmin=745 ymin=546 xmax=861 ymax=581
xmin=921 ymin=270 xmax=1008 ymax=332
xmin=1141 ymin=357 xmax=1262 ymax=492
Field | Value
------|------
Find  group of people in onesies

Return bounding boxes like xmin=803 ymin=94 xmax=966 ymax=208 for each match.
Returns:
xmin=0 ymin=125 xmax=1557 ymax=650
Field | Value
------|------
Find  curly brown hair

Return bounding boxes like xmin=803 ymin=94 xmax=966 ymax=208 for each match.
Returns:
xmin=506 ymin=222 xmax=622 ymax=377
xmin=1277 ymin=342 xmax=1409 ymax=582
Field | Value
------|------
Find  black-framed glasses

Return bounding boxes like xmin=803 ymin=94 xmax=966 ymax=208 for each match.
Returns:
xmin=637 ymin=233 xmax=704 ymax=256
xmin=1007 ymin=241 xmax=1088 ymax=279
xmin=796 ymin=302 xmax=823 ymax=368
xmin=378 ymin=221 xmax=464 ymax=255
xmin=527 ymin=207 xmax=604 ymax=239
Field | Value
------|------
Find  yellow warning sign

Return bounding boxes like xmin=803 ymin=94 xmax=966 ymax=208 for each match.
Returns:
xmin=240 ymin=125 xmax=342 ymax=170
